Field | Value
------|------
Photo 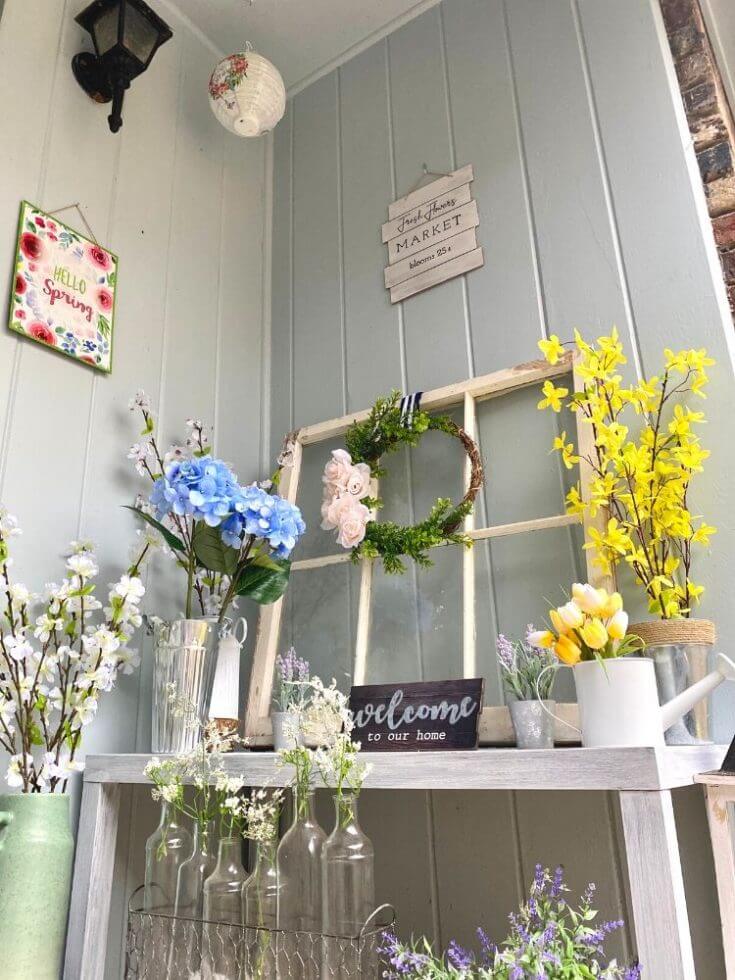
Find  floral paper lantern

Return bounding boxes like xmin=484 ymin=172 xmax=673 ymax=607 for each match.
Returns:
xmin=208 ymin=48 xmax=286 ymax=137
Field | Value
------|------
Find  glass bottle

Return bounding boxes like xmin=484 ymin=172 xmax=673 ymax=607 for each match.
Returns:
xmin=277 ymin=786 xmax=326 ymax=979
xmin=243 ymin=840 xmax=279 ymax=979
xmin=322 ymin=793 xmax=376 ymax=978
xmin=202 ymin=836 xmax=248 ymax=980
xmin=143 ymin=801 xmax=194 ymax=913
xmin=169 ymin=822 xmax=217 ymax=977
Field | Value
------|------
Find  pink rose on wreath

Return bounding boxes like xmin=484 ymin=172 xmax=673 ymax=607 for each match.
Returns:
xmin=48 ymin=233 xmax=58 ymax=242
xmin=321 ymin=494 xmax=370 ymax=548
xmin=96 ymin=287 xmax=113 ymax=312
xmin=322 ymin=448 xmax=353 ymax=493
xmin=15 ymin=310 xmax=25 ymax=320
xmin=28 ymin=322 xmax=56 ymax=346
xmin=34 ymin=216 xmax=45 ymax=228
xmin=85 ymin=242 xmax=112 ymax=272
xmin=20 ymin=232 xmax=43 ymax=262
xmin=14 ymin=275 xmax=25 ymax=295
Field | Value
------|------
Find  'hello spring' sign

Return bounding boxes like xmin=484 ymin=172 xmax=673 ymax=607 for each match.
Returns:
xmin=8 ymin=201 xmax=117 ymax=372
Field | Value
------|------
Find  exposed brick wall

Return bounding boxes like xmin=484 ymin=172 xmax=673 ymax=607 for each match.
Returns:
xmin=659 ymin=0 xmax=735 ymax=318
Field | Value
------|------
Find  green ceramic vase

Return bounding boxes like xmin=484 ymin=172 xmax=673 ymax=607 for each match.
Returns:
xmin=0 ymin=794 xmax=74 ymax=979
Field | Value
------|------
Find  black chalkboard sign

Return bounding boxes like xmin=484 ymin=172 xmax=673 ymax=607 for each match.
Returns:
xmin=349 ymin=678 xmax=484 ymax=752
xmin=721 ymin=733 xmax=735 ymax=774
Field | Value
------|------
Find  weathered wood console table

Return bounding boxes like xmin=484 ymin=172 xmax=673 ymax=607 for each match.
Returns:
xmin=64 ymin=744 xmax=726 ymax=980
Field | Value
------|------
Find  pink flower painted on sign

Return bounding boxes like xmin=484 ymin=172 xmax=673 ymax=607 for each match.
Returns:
xmin=8 ymin=202 xmax=117 ymax=372
xmin=20 ymin=232 xmax=43 ymax=262
xmin=85 ymin=242 xmax=112 ymax=272
xmin=96 ymin=287 xmax=113 ymax=312
xmin=28 ymin=322 xmax=55 ymax=346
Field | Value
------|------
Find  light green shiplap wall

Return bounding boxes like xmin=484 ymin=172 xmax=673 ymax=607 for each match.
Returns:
xmin=270 ymin=0 xmax=733 ymax=971
xmin=0 ymin=2 xmax=268 ymax=976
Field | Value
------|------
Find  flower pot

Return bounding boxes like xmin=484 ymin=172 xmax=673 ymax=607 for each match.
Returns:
xmin=574 ymin=657 xmax=666 ymax=747
xmin=271 ymin=710 xmax=303 ymax=751
xmin=631 ymin=619 xmax=715 ymax=745
xmin=508 ymin=700 xmax=555 ymax=749
xmin=0 ymin=794 xmax=74 ymax=980
xmin=151 ymin=617 xmax=221 ymax=753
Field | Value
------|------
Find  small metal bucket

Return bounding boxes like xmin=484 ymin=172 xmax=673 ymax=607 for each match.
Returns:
xmin=151 ymin=618 xmax=221 ymax=754
xmin=509 ymin=699 xmax=555 ymax=749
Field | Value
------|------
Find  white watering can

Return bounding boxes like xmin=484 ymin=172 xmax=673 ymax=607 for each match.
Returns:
xmin=562 ymin=653 xmax=735 ymax=748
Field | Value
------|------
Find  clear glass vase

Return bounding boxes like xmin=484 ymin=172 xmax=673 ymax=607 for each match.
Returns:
xmin=202 ymin=836 xmax=248 ymax=980
xmin=243 ymin=841 xmax=279 ymax=979
xmin=168 ymin=822 xmax=217 ymax=976
xmin=143 ymin=801 xmax=194 ymax=913
xmin=322 ymin=793 xmax=377 ymax=977
xmin=277 ymin=786 xmax=325 ymax=979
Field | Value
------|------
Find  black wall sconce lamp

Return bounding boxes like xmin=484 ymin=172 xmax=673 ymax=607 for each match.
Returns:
xmin=72 ymin=0 xmax=173 ymax=133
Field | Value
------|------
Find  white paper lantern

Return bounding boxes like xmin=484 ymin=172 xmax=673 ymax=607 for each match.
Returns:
xmin=208 ymin=48 xmax=286 ymax=137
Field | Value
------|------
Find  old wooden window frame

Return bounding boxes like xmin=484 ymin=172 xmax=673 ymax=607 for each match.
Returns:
xmin=244 ymin=352 xmax=613 ymax=744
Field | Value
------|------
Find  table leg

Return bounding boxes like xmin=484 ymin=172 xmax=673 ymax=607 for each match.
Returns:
xmin=619 ymin=789 xmax=695 ymax=979
xmin=703 ymin=786 xmax=735 ymax=979
xmin=64 ymin=781 xmax=121 ymax=980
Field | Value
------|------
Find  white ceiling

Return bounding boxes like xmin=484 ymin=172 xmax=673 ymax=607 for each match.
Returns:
xmin=162 ymin=0 xmax=439 ymax=93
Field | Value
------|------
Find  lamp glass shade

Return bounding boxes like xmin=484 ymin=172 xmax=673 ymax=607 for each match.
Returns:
xmin=123 ymin=1 xmax=161 ymax=66
xmin=92 ymin=7 xmax=120 ymax=57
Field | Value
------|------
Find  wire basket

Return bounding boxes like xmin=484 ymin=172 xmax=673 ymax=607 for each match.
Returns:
xmin=125 ymin=896 xmax=395 ymax=979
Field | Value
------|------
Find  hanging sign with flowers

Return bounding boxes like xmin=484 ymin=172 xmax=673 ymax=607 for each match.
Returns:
xmin=320 ymin=390 xmax=484 ymax=573
xmin=7 ymin=201 xmax=117 ymax=372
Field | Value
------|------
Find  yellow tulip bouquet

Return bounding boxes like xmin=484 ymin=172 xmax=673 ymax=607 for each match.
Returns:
xmin=532 ymin=583 xmax=643 ymax=665
xmin=537 ymin=329 xmax=715 ymax=619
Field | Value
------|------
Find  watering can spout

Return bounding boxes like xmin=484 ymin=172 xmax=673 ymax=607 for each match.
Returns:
xmin=660 ymin=653 xmax=735 ymax=733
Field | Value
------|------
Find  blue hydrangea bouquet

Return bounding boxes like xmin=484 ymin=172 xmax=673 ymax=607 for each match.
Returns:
xmin=127 ymin=391 xmax=304 ymax=621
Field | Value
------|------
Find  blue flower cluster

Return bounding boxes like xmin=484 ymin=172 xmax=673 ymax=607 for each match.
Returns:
xmin=151 ymin=456 xmax=305 ymax=558
xmin=222 ymin=483 xmax=305 ymax=557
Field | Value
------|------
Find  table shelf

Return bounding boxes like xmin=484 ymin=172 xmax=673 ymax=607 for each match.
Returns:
xmin=84 ymin=743 xmax=727 ymax=792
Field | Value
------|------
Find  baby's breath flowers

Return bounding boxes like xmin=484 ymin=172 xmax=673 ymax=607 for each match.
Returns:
xmin=538 ymin=329 xmax=715 ymax=619
xmin=0 ymin=511 xmax=145 ymax=792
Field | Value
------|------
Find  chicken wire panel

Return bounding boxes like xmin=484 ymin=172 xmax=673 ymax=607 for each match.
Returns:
xmin=125 ymin=908 xmax=388 ymax=980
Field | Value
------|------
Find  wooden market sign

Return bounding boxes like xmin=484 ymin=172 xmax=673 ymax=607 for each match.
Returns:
xmin=349 ymin=678 xmax=484 ymax=751
xmin=382 ymin=164 xmax=484 ymax=303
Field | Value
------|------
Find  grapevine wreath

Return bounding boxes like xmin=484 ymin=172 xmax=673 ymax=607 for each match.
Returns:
xmin=321 ymin=391 xmax=484 ymax=573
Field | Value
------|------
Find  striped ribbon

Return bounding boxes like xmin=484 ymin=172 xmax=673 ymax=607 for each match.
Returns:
xmin=399 ymin=391 xmax=423 ymax=428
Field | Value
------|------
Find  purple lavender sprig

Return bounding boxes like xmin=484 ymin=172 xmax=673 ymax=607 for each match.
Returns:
xmin=274 ymin=647 xmax=310 ymax=711
xmin=379 ymin=866 xmax=640 ymax=979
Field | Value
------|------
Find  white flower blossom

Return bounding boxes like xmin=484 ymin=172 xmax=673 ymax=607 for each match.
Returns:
xmin=0 ymin=510 xmax=21 ymax=537
xmin=6 ymin=753 xmax=32 ymax=788
xmin=8 ymin=583 xmax=31 ymax=606
xmin=129 ymin=390 xmax=151 ymax=412
xmin=113 ymin=575 xmax=145 ymax=603
xmin=0 ymin=697 xmax=16 ymax=733
xmin=5 ymin=636 xmax=34 ymax=662
xmin=127 ymin=443 xmax=151 ymax=476
xmin=66 ymin=553 xmax=98 ymax=579
xmin=74 ymin=695 xmax=99 ymax=726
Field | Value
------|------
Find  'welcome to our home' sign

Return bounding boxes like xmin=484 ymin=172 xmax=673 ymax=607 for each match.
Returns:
xmin=349 ymin=678 xmax=484 ymax=752
xmin=382 ymin=164 xmax=484 ymax=304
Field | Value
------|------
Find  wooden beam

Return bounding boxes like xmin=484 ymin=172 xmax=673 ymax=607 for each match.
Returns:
xmin=244 ymin=439 xmax=303 ymax=740
xmin=296 ymin=354 xmax=574 ymax=446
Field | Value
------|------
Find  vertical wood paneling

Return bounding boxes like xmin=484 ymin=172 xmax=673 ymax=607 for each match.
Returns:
xmin=271 ymin=0 xmax=731 ymax=971
xmin=269 ymin=103 xmax=293 ymax=460
xmin=578 ymin=0 xmax=735 ymax=737
xmin=0 ymin=3 xmax=268 ymax=977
